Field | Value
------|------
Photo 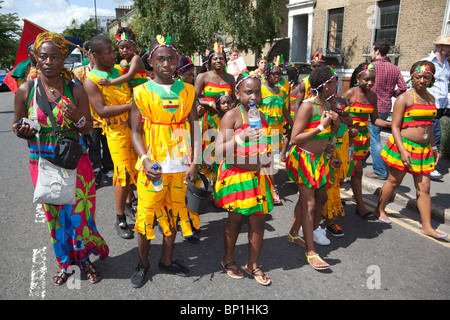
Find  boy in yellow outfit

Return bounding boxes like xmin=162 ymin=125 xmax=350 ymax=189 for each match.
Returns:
xmin=84 ymin=35 xmax=138 ymax=239
xmin=129 ymin=36 xmax=201 ymax=288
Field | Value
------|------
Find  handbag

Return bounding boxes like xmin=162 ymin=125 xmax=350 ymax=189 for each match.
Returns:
xmin=37 ymin=78 xmax=82 ymax=170
xmin=31 ymin=79 xmax=77 ymax=205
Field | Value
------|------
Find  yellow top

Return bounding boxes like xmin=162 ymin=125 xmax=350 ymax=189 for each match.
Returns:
xmin=86 ymin=67 xmax=132 ymax=131
xmin=133 ymin=80 xmax=195 ymax=163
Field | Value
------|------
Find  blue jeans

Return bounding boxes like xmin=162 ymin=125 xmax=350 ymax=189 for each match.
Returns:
xmin=367 ymin=112 xmax=390 ymax=178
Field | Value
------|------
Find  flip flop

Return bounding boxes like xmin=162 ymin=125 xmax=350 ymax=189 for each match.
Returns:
xmin=305 ymin=253 xmax=329 ymax=271
xmin=221 ymin=261 xmax=244 ymax=279
xmin=287 ymin=233 xmax=306 ymax=248
xmin=244 ymin=265 xmax=271 ymax=286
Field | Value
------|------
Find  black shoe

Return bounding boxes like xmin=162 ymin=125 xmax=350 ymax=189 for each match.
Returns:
xmin=130 ymin=264 xmax=148 ymax=288
xmin=184 ymin=234 xmax=200 ymax=244
xmin=124 ymin=203 xmax=136 ymax=222
xmin=158 ymin=260 xmax=189 ymax=277
xmin=115 ymin=221 xmax=134 ymax=239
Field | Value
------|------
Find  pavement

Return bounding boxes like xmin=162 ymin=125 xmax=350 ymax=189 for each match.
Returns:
xmin=360 ymin=130 xmax=450 ymax=226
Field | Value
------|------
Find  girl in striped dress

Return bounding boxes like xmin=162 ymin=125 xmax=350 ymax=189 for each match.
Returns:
xmin=214 ymin=72 xmax=273 ymax=285
xmin=376 ymin=61 xmax=447 ymax=238
xmin=286 ymin=66 xmax=340 ymax=270
xmin=342 ymin=63 xmax=391 ymax=217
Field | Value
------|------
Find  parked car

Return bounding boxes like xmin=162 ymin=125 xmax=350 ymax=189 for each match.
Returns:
xmin=0 ymin=68 xmax=10 ymax=91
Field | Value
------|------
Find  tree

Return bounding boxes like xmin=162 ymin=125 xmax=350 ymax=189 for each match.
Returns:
xmin=62 ymin=19 xmax=98 ymax=44
xmin=133 ymin=0 xmax=284 ymax=56
xmin=0 ymin=0 xmax=21 ymax=67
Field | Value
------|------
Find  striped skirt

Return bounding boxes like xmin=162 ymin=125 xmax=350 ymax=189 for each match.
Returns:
xmin=381 ymin=136 xmax=435 ymax=175
xmin=214 ymin=160 xmax=274 ymax=216
xmin=353 ymin=128 xmax=370 ymax=161
xmin=286 ymin=146 xmax=334 ymax=190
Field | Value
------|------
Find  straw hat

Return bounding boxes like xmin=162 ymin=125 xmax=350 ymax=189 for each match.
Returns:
xmin=435 ymin=35 xmax=450 ymax=45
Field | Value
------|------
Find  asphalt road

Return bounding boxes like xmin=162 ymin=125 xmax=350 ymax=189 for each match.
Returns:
xmin=1 ymin=89 xmax=449 ymax=307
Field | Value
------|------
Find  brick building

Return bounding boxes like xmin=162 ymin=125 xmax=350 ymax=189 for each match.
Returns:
xmin=288 ymin=0 xmax=450 ymax=74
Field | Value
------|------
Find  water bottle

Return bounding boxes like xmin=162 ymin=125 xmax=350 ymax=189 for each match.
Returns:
xmin=348 ymin=145 xmax=354 ymax=162
xmin=248 ymin=102 xmax=262 ymax=129
xmin=152 ymin=164 xmax=163 ymax=191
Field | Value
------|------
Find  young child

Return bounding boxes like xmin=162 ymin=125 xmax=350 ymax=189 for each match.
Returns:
xmin=342 ymin=63 xmax=391 ymax=218
xmin=129 ymin=35 xmax=201 ymax=288
xmin=286 ymin=66 xmax=340 ymax=271
xmin=260 ymin=56 xmax=292 ymax=204
xmin=214 ymin=72 xmax=273 ymax=286
xmin=98 ymin=27 xmax=147 ymax=89
xmin=322 ymin=97 xmax=353 ymax=237
xmin=175 ymin=56 xmax=195 ymax=84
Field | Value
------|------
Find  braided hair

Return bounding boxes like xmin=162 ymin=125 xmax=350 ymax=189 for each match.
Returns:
xmin=309 ymin=65 xmax=334 ymax=94
xmin=286 ymin=66 xmax=299 ymax=86
xmin=350 ymin=62 xmax=369 ymax=87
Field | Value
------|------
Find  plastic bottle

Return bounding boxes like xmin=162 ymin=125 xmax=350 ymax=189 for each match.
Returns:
xmin=348 ymin=144 xmax=354 ymax=162
xmin=152 ymin=164 xmax=163 ymax=191
xmin=248 ymin=102 xmax=262 ymax=129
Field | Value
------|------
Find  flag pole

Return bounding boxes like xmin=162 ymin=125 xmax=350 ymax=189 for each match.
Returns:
xmin=22 ymin=18 xmax=89 ymax=54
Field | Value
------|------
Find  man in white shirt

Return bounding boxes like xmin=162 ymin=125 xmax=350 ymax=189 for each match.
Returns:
xmin=424 ymin=35 xmax=450 ymax=180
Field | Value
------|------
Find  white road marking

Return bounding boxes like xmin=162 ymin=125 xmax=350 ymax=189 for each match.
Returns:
xmin=29 ymin=247 xmax=47 ymax=299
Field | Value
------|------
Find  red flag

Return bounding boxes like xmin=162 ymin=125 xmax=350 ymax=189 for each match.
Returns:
xmin=14 ymin=19 xmax=47 ymax=67
xmin=4 ymin=69 xmax=18 ymax=93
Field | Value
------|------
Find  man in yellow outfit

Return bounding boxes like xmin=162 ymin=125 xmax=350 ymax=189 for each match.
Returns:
xmin=129 ymin=36 xmax=201 ymax=288
xmin=84 ymin=35 xmax=137 ymax=239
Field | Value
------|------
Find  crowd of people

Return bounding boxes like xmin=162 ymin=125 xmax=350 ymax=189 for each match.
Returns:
xmin=11 ymin=28 xmax=449 ymax=289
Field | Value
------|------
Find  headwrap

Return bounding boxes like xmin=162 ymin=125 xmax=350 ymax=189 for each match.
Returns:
xmin=115 ymin=31 xmax=136 ymax=45
xmin=235 ymin=71 xmax=260 ymax=90
xmin=33 ymin=31 xmax=74 ymax=80
xmin=357 ymin=63 xmax=375 ymax=77
xmin=149 ymin=35 xmax=178 ymax=59
xmin=311 ymin=52 xmax=325 ymax=63
xmin=176 ymin=56 xmax=194 ymax=74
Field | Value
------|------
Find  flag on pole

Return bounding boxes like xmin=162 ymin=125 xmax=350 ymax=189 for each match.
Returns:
xmin=4 ymin=19 xmax=45 ymax=93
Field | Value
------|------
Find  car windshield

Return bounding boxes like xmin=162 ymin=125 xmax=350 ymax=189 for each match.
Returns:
xmin=65 ymin=55 xmax=82 ymax=64
xmin=0 ymin=69 xmax=8 ymax=76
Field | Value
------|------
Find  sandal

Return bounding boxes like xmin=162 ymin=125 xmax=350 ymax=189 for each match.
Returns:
xmin=287 ymin=233 xmax=305 ymax=248
xmin=305 ymin=253 xmax=329 ymax=271
xmin=52 ymin=270 xmax=70 ymax=286
xmin=81 ymin=259 xmax=101 ymax=284
xmin=221 ymin=261 xmax=244 ymax=279
xmin=244 ymin=265 xmax=271 ymax=286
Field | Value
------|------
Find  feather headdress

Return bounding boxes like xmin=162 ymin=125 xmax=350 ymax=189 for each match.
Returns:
xmin=149 ymin=35 xmax=178 ymax=58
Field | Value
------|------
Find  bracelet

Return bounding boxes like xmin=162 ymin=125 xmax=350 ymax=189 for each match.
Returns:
xmin=431 ymin=146 xmax=438 ymax=151
xmin=140 ymin=154 xmax=149 ymax=162
xmin=235 ymin=134 xmax=245 ymax=146
xmin=209 ymin=101 xmax=214 ymax=107
xmin=74 ymin=115 xmax=86 ymax=128
xmin=317 ymin=124 xmax=325 ymax=132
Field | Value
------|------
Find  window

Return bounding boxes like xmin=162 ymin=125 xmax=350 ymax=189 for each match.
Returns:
xmin=327 ymin=8 xmax=344 ymax=53
xmin=375 ymin=0 xmax=400 ymax=46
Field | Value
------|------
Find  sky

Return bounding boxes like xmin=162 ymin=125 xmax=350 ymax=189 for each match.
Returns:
xmin=2 ymin=0 xmax=133 ymax=33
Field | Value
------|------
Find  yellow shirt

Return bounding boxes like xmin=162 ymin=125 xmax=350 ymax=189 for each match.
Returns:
xmin=133 ymin=80 xmax=195 ymax=164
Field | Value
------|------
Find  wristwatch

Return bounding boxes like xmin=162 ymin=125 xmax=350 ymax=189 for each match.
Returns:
xmin=74 ymin=115 xmax=86 ymax=128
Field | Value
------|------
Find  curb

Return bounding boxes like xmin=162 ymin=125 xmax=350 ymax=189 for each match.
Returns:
xmin=361 ymin=177 xmax=450 ymax=226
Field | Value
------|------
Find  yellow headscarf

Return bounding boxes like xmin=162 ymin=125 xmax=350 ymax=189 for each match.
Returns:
xmin=33 ymin=31 xmax=74 ymax=80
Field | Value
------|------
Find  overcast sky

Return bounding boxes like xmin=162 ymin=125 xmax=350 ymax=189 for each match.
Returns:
xmin=2 ymin=0 xmax=133 ymax=33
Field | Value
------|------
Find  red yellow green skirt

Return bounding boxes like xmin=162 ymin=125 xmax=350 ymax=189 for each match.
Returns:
xmin=381 ymin=136 xmax=435 ymax=175
xmin=214 ymin=160 xmax=274 ymax=216
xmin=353 ymin=128 xmax=370 ymax=161
xmin=286 ymin=146 xmax=334 ymax=190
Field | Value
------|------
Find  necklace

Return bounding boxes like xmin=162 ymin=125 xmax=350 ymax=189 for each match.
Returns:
xmin=413 ymin=89 xmax=431 ymax=104
xmin=42 ymin=77 xmax=63 ymax=106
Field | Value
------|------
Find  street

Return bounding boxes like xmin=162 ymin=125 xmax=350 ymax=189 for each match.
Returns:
xmin=1 ymin=89 xmax=449 ymax=305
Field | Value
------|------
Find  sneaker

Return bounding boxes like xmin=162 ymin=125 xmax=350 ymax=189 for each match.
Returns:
xmin=106 ymin=170 xmax=114 ymax=179
xmin=273 ymin=186 xmax=281 ymax=205
xmin=430 ymin=169 xmax=443 ymax=181
xmin=313 ymin=227 xmax=330 ymax=245
xmin=326 ymin=224 xmax=344 ymax=237
xmin=130 ymin=264 xmax=148 ymax=288
xmin=158 ymin=260 xmax=189 ymax=277
xmin=115 ymin=220 xmax=134 ymax=239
